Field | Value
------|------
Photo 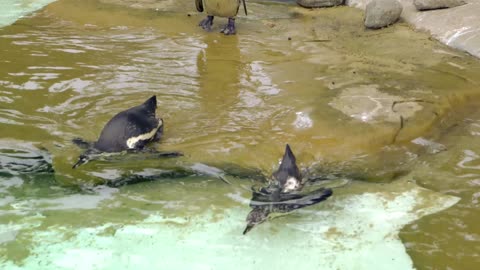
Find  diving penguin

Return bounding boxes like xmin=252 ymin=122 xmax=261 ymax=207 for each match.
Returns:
xmin=243 ymin=144 xmax=333 ymax=234
xmin=72 ymin=95 xmax=182 ymax=168
xmin=195 ymin=0 xmax=247 ymax=35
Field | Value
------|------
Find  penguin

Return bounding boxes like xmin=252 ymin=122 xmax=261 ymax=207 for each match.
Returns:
xmin=243 ymin=144 xmax=333 ymax=234
xmin=72 ymin=96 xmax=182 ymax=169
xmin=195 ymin=0 xmax=248 ymax=35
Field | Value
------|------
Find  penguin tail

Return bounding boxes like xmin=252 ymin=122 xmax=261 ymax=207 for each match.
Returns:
xmin=279 ymin=144 xmax=298 ymax=173
xmin=143 ymin=95 xmax=157 ymax=111
xmin=283 ymin=144 xmax=295 ymax=163
xmin=273 ymin=144 xmax=302 ymax=183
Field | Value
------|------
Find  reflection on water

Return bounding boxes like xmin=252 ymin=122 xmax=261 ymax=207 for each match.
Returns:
xmin=0 ymin=0 xmax=480 ymax=269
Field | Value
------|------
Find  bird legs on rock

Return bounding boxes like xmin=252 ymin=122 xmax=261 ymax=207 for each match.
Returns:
xmin=220 ymin=18 xmax=236 ymax=35
xmin=199 ymin=15 xmax=214 ymax=31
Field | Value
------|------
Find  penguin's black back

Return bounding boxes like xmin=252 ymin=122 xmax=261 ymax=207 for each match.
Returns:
xmin=273 ymin=144 xmax=302 ymax=188
xmin=94 ymin=96 xmax=160 ymax=152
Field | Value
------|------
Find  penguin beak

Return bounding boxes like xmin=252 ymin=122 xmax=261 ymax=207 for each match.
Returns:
xmin=72 ymin=157 xmax=87 ymax=169
xmin=72 ymin=160 xmax=82 ymax=169
xmin=243 ymin=224 xmax=255 ymax=235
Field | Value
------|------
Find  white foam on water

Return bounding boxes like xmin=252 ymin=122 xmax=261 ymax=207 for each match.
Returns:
xmin=293 ymin=111 xmax=313 ymax=129
xmin=0 ymin=184 xmax=459 ymax=270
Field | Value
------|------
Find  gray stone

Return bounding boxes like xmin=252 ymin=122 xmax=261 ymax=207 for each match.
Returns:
xmin=346 ymin=0 xmax=480 ymax=59
xmin=296 ymin=0 xmax=344 ymax=8
xmin=414 ymin=0 xmax=466 ymax=11
xmin=364 ymin=0 xmax=403 ymax=29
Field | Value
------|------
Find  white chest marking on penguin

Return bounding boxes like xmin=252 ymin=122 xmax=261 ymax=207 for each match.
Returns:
xmin=126 ymin=119 xmax=163 ymax=149
xmin=283 ymin=177 xmax=300 ymax=192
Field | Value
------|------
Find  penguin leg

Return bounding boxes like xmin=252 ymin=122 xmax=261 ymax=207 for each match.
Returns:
xmin=199 ymin=15 xmax=214 ymax=31
xmin=220 ymin=17 xmax=236 ymax=35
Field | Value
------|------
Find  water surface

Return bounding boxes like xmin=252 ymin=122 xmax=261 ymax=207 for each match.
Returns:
xmin=0 ymin=0 xmax=480 ymax=269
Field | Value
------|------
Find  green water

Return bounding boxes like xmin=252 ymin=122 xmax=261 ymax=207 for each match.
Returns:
xmin=0 ymin=0 xmax=479 ymax=269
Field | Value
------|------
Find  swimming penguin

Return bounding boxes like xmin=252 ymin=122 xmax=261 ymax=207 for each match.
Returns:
xmin=195 ymin=0 xmax=248 ymax=35
xmin=72 ymin=96 xmax=182 ymax=168
xmin=243 ymin=144 xmax=333 ymax=234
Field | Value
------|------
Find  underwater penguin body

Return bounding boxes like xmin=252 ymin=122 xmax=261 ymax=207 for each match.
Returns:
xmin=243 ymin=144 xmax=333 ymax=234
xmin=72 ymin=96 xmax=181 ymax=168
xmin=196 ymin=0 xmax=246 ymax=35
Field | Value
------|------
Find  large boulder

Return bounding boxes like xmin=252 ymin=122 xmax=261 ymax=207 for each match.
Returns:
xmin=296 ymin=0 xmax=344 ymax=8
xmin=413 ymin=0 xmax=466 ymax=11
xmin=364 ymin=0 xmax=403 ymax=29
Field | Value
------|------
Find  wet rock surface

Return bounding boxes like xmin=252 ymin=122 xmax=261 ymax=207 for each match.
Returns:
xmin=413 ymin=0 xmax=466 ymax=11
xmin=347 ymin=0 xmax=480 ymax=58
xmin=402 ymin=0 xmax=480 ymax=59
xmin=364 ymin=0 xmax=403 ymax=29
xmin=296 ymin=0 xmax=344 ymax=8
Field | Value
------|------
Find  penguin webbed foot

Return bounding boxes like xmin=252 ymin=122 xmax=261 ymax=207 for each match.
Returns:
xmin=199 ymin=15 xmax=214 ymax=31
xmin=220 ymin=18 xmax=236 ymax=35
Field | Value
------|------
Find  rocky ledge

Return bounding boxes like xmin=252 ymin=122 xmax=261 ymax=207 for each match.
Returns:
xmin=346 ymin=0 xmax=480 ymax=58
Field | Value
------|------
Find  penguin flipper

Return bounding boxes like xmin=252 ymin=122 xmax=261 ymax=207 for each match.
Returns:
xmin=195 ymin=0 xmax=204 ymax=12
xmin=72 ymin=138 xmax=93 ymax=149
xmin=278 ymin=187 xmax=333 ymax=210
xmin=127 ymin=148 xmax=184 ymax=158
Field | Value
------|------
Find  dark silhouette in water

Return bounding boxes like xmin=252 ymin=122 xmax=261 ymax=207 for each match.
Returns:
xmin=243 ymin=144 xmax=333 ymax=234
xmin=72 ymin=96 xmax=182 ymax=168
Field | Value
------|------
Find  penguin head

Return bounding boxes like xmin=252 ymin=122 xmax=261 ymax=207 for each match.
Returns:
xmin=72 ymin=148 xmax=98 ymax=169
xmin=72 ymin=153 xmax=90 ymax=169
xmin=243 ymin=207 xmax=269 ymax=235
xmin=272 ymin=144 xmax=302 ymax=193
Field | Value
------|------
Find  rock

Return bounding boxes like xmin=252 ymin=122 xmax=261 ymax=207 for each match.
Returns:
xmin=296 ymin=0 xmax=344 ymax=8
xmin=414 ymin=0 xmax=466 ymax=11
xmin=364 ymin=0 xmax=403 ymax=29
xmin=346 ymin=0 xmax=480 ymax=59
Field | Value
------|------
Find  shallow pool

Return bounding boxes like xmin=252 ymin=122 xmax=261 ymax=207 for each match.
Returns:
xmin=0 ymin=0 xmax=479 ymax=269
